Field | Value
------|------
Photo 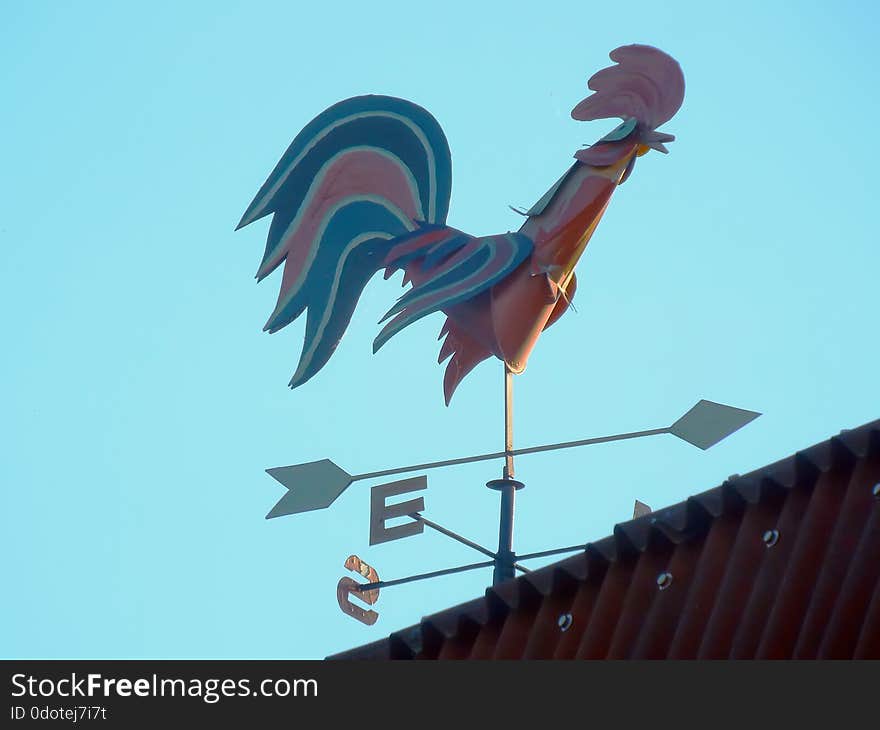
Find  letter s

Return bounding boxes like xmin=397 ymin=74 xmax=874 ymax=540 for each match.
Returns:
xmin=11 ymin=674 xmax=26 ymax=697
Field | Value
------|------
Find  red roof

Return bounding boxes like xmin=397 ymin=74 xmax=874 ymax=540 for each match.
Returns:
xmin=329 ymin=418 xmax=880 ymax=659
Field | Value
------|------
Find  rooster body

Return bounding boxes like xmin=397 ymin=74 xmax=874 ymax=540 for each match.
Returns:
xmin=237 ymin=45 xmax=684 ymax=403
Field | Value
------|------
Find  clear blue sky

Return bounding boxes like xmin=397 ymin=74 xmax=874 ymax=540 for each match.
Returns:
xmin=2 ymin=1 xmax=878 ymax=659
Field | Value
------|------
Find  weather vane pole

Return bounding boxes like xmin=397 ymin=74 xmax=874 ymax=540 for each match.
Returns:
xmin=487 ymin=365 xmax=523 ymax=584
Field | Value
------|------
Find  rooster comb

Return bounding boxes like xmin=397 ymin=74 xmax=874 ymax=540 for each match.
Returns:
xmin=571 ymin=44 xmax=685 ymax=130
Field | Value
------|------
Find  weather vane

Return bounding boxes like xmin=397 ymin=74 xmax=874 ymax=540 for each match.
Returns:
xmin=236 ymin=45 xmax=760 ymax=625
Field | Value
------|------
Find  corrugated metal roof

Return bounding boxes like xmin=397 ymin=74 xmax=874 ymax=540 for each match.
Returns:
xmin=329 ymin=418 xmax=880 ymax=659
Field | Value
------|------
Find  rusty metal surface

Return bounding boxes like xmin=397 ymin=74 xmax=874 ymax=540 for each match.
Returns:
xmin=328 ymin=418 xmax=880 ymax=659
xmin=337 ymin=555 xmax=380 ymax=625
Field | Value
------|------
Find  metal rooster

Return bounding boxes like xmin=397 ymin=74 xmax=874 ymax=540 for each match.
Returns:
xmin=236 ymin=44 xmax=685 ymax=404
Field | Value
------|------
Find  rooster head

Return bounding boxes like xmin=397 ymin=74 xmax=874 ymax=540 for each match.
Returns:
xmin=572 ymin=45 xmax=685 ymax=167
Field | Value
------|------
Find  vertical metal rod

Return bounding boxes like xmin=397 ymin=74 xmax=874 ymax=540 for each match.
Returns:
xmin=493 ymin=481 xmax=516 ymax=584
xmin=493 ymin=364 xmax=517 ymax=585
xmin=503 ymin=365 xmax=514 ymax=479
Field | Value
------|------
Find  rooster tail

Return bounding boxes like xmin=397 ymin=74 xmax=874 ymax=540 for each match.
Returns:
xmin=237 ymin=95 xmax=453 ymax=388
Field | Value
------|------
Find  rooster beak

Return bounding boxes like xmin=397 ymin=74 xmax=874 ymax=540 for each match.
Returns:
xmin=644 ymin=130 xmax=675 ymax=154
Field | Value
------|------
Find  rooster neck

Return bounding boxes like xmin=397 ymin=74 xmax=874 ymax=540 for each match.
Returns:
xmin=518 ymin=148 xmax=635 ymax=274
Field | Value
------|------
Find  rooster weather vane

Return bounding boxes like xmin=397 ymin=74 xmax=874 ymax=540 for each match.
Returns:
xmin=237 ymin=45 xmax=760 ymax=625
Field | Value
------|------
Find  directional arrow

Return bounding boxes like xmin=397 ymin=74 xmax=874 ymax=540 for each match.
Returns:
xmin=669 ymin=399 xmax=761 ymax=450
xmin=265 ymin=460 xmax=353 ymax=518
xmin=265 ymin=400 xmax=761 ymax=519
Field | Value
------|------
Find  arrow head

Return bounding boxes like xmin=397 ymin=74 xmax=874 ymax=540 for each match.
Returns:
xmin=265 ymin=459 xmax=353 ymax=518
xmin=670 ymin=400 xmax=761 ymax=450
